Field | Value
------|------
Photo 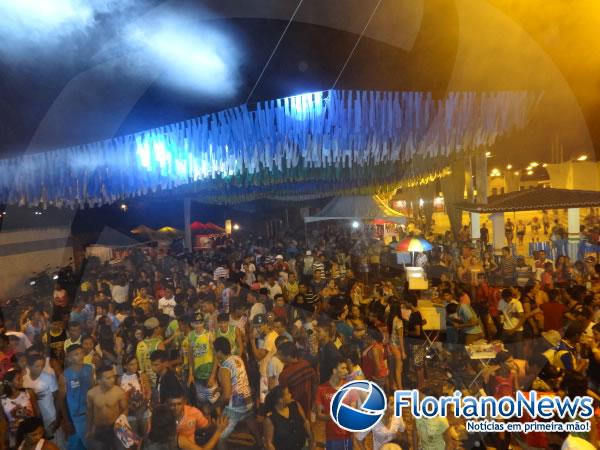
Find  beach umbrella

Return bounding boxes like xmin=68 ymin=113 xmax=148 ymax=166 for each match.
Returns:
xmin=396 ymin=237 xmax=433 ymax=266
xmin=396 ymin=237 xmax=433 ymax=252
xmin=157 ymin=226 xmax=183 ymax=237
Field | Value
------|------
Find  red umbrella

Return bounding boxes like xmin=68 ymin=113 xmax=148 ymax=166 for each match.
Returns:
xmin=190 ymin=221 xmax=206 ymax=231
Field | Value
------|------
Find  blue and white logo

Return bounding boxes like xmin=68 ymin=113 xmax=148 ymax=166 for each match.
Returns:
xmin=330 ymin=380 xmax=387 ymax=433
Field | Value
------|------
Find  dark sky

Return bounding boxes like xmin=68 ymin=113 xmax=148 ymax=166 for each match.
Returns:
xmin=0 ymin=1 xmax=599 ymax=173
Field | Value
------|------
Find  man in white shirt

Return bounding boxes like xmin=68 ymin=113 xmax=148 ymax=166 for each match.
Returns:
xmin=110 ymin=277 xmax=129 ymax=305
xmin=249 ymin=314 xmax=278 ymax=403
xmin=247 ymin=292 xmax=266 ymax=321
xmin=158 ymin=287 xmax=177 ymax=318
xmin=23 ymin=353 xmax=58 ymax=437
xmin=498 ymin=288 xmax=524 ymax=358
xmin=265 ymin=277 xmax=283 ymax=300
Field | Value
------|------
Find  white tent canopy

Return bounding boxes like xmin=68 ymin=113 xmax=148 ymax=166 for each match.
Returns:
xmin=86 ymin=227 xmax=151 ymax=262
xmin=304 ymin=196 xmax=407 ymax=224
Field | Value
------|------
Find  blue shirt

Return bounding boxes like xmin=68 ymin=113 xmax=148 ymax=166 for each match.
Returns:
xmin=64 ymin=364 xmax=94 ymax=418
xmin=458 ymin=304 xmax=482 ymax=335
xmin=556 ymin=340 xmax=576 ymax=371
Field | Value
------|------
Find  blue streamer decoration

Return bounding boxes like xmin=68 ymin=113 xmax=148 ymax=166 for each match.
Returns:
xmin=0 ymin=90 xmax=541 ymax=207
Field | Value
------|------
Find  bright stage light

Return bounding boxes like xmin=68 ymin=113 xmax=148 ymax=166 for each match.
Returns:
xmin=125 ymin=13 xmax=240 ymax=97
xmin=0 ymin=0 xmax=133 ymax=60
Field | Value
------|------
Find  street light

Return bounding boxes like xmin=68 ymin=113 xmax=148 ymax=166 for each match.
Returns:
xmin=530 ymin=162 xmax=539 ymax=167
xmin=233 ymin=224 xmax=240 ymax=231
xmin=506 ymin=164 xmax=512 ymax=170
xmin=485 ymin=151 xmax=492 ymax=158
xmin=120 ymin=203 xmax=128 ymax=212
xmin=352 ymin=220 xmax=360 ymax=229
xmin=527 ymin=170 xmax=534 ymax=175
xmin=577 ymin=154 xmax=588 ymax=161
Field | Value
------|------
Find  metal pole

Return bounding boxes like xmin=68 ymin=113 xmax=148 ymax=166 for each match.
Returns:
xmin=184 ymin=197 xmax=192 ymax=252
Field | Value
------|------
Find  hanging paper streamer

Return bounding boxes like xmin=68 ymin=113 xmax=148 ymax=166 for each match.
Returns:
xmin=0 ymin=90 xmax=541 ymax=207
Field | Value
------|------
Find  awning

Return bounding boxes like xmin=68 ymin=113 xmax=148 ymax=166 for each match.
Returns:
xmin=455 ymin=187 xmax=600 ymax=213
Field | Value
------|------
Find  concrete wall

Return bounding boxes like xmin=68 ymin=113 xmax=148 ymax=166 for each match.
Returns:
xmin=0 ymin=227 xmax=73 ymax=299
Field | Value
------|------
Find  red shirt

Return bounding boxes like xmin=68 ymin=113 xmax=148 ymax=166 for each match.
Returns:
xmin=279 ymin=359 xmax=318 ymax=416
xmin=540 ymin=302 xmax=565 ymax=331
xmin=316 ymin=382 xmax=352 ymax=441
xmin=0 ymin=351 xmax=14 ymax=379
xmin=176 ymin=405 xmax=209 ymax=441
xmin=362 ymin=343 xmax=389 ymax=379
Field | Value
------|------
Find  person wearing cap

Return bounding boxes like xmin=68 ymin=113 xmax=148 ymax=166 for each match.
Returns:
xmin=249 ymin=314 xmax=278 ymax=403
xmin=273 ymin=255 xmax=289 ymax=276
xmin=187 ymin=312 xmax=217 ymax=408
xmin=541 ymin=329 xmax=562 ymax=365
xmin=136 ymin=318 xmax=165 ymax=387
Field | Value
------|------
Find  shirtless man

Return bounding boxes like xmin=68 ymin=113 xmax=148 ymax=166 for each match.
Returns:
xmin=86 ymin=365 xmax=128 ymax=450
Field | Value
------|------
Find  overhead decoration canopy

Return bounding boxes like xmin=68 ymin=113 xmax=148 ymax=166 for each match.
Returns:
xmin=456 ymin=187 xmax=600 ymax=213
xmin=304 ymin=195 xmax=407 ymax=224
xmin=0 ymin=90 xmax=541 ymax=207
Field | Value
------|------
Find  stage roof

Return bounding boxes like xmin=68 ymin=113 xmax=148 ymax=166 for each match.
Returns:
xmin=456 ymin=187 xmax=600 ymax=213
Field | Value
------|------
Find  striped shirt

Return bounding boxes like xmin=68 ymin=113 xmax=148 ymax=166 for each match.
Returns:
xmin=312 ymin=262 xmax=325 ymax=276
xmin=213 ymin=266 xmax=229 ymax=280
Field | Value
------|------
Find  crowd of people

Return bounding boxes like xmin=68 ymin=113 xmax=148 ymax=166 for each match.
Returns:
xmin=0 ymin=217 xmax=600 ymax=450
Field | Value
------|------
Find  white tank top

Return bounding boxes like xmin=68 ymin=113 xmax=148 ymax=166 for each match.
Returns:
xmin=120 ymin=372 xmax=142 ymax=392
